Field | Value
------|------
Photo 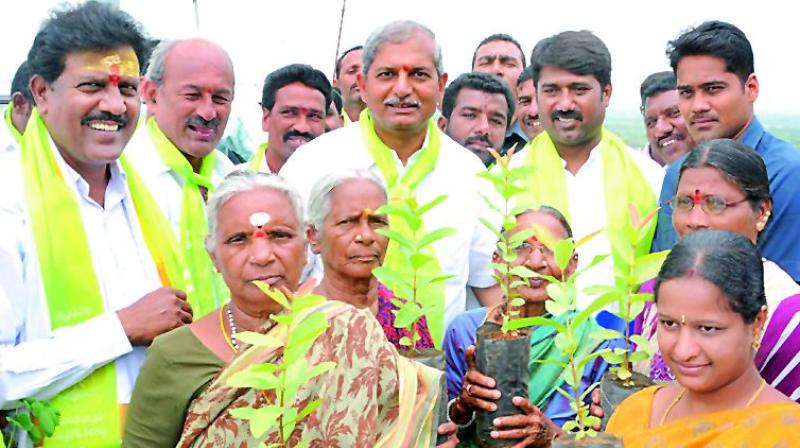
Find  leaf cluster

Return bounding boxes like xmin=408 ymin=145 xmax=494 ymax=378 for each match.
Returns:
xmin=4 ymin=399 xmax=60 ymax=447
xmin=371 ymin=194 xmax=455 ymax=351
xmin=226 ymin=282 xmax=335 ymax=446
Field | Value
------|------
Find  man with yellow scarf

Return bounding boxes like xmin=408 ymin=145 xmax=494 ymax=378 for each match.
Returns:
xmin=511 ymin=30 xmax=664 ymax=306
xmin=125 ymin=39 xmax=236 ymax=318
xmin=0 ymin=3 xmax=193 ymax=446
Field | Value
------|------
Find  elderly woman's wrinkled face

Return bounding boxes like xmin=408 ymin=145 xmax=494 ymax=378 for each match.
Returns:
xmin=209 ymin=188 xmax=307 ymax=306
xmin=309 ymin=178 xmax=388 ymax=280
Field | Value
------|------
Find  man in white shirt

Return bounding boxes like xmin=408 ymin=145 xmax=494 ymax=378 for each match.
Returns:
xmin=0 ymin=3 xmax=191 ymax=446
xmin=512 ymin=31 xmax=664 ymax=307
xmin=280 ymin=20 xmax=499 ymax=338
xmin=125 ymin=38 xmax=236 ymax=317
xmin=246 ymin=64 xmax=331 ymax=173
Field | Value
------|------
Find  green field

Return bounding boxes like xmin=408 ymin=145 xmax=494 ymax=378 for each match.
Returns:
xmin=605 ymin=110 xmax=800 ymax=149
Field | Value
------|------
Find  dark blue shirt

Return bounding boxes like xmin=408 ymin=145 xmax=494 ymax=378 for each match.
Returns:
xmin=652 ymin=117 xmax=800 ymax=280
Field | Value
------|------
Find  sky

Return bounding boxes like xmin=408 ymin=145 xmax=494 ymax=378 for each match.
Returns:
xmin=2 ymin=0 xmax=799 ymax=135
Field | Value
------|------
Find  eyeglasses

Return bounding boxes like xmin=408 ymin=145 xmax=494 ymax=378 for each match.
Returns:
xmin=513 ymin=241 xmax=554 ymax=260
xmin=668 ymin=192 xmax=749 ymax=215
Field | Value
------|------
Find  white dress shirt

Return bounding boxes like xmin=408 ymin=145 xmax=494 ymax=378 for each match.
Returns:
xmin=512 ymin=141 xmax=664 ymax=307
xmin=279 ymin=124 xmax=498 ymax=329
xmin=0 ymin=137 xmax=162 ymax=411
xmin=124 ymin=126 xmax=235 ymax=234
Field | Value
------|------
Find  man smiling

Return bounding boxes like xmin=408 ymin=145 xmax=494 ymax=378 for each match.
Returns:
xmin=0 ymin=3 xmax=194 ymax=445
xmin=512 ymin=30 xmax=663 ymax=302
xmin=126 ymin=38 xmax=236 ymax=317
xmin=639 ymin=71 xmax=694 ymax=166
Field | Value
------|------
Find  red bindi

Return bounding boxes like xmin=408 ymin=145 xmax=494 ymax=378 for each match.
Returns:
xmin=401 ymin=64 xmax=410 ymax=72
xmin=692 ymin=189 xmax=702 ymax=205
xmin=253 ymin=229 xmax=267 ymax=239
xmin=299 ymin=107 xmax=309 ymax=116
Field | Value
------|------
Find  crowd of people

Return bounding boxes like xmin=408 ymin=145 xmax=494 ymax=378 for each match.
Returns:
xmin=1 ymin=1 xmax=799 ymax=447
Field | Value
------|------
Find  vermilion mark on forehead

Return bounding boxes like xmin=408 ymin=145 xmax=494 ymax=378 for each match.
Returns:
xmin=108 ymin=64 xmax=121 ymax=86
xmin=253 ymin=229 xmax=267 ymax=238
xmin=401 ymin=64 xmax=411 ymax=72
xmin=692 ymin=189 xmax=702 ymax=204
xmin=299 ymin=107 xmax=309 ymax=115
xmin=360 ymin=208 xmax=373 ymax=220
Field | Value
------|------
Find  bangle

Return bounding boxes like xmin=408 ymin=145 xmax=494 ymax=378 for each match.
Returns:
xmin=447 ymin=397 xmax=475 ymax=428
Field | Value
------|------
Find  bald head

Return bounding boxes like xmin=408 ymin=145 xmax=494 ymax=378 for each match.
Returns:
xmin=143 ymin=38 xmax=235 ymax=165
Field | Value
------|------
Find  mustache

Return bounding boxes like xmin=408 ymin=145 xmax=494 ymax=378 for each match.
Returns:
xmin=81 ymin=112 xmax=128 ymax=127
xmin=384 ymin=97 xmax=420 ymax=108
xmin=282 ymin=130 xmax=314 ymax=143
xmin=464 ymin=133 xmax=492 ymax=147
xmin=185 ymin=115 xmax=219 ymax=129
xmin=658 ymin=130 xmax=687 ymax=146
xmin=551 ymin=110 xmax=582 ymax=121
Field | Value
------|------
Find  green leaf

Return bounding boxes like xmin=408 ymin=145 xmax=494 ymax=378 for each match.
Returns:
xmin=254 ymin=281 xmax=290 ymax=309
xmin=416 ymin=194 xmax=449 ymax=217
xmin=372 ymin=266 xmax=411 ymax=291
xmin=428 ymin=274 xmax=455 ymax=284
xmin=576 ymin=350 xmax=611 ymax=374
xmin=608 ymin=232 xmax=635 ymax=266
xmin=585 ymin=415 xmax=601 ymax=428
xmin=531 ymin=358 xmax=569 ymax=368
xmin=8 ymin=414 xmax=34 ymax=431
xmin=479 ymin=217 xmax=503 ymax=241
xmin=509 ymin=297 xmax=526 ymax=308
xmin=230 ymin=405 xmax=282 ymax=437
xmin=234 ymin=331 xmax=282 ymax=348
xmin=502 ymin=316 xmax=566 ymax=333
xmin=554 ymin=239 xmax=575 ymax=271
xmin=417 ymin=227 xmax=457 ymax=250
xmin=375 ymin=228 xmax=415 ymax=250
xmin=578 ymin=381 xmax=601 ymax=403
xmin=554 ymin=332 xmax=577 ymax=357
xmin=573 ymin=254 xmax=610 ymax=277
xmin=615 ymin=367 xmax=633 ymax=381
xmin=227 ymin=368 xmax=280 ymax=391
xmin=582 ymin=284 xmax=621 ymax=297
xmin=292 ymin=399 xmax=323 ymax=424
xmin=399 ymin=336 xmax=412 ymax=347
xmin=562 ymin=420 xmax=579 ymax=432
xmin=631 ymin=251 xmax=669 ymax=285
xmin=572 ymin=291 xmax=622 ymax=328
xmin=409 ymin=253 xmax=432 ymax=269
xmin=291 ymin=293 xmax=326 ymax=312
xmin=393 ymin=302 xmax=425 ymax=329
xmin=509 ymin=265 xmax=537 ymax=278
xmin=629 ymin=335 xmax=652 ymax=350
xmin=589 ymin=328 xmax=624 ymax=341
xmin=545 ymin=299 xmax=568 ymax=317
xmin=29 ymin=400 xmax=59 ymax=437
xmin=546 ymin=283 xmax=564 ymax=303
xmin=574 ymin=228 xmax=605 ymax=248
xmin=508 ymin=227 xmax=536 ymax=248
xmin=530 ymin=223 xmax=558 ymax=251
xmin=600 ymin=350 xmax=626 ymax=365
xmin=629 ymin=350 xmax=651 ymax=363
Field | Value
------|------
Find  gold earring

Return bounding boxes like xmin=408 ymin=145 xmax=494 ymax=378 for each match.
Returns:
xmin=752 ymin=339 xmax=761 ymax=351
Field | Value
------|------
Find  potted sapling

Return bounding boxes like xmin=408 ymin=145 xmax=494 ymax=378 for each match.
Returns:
xmin=372 ymin=193 xmax=455 ymax=444
xmin=586 ymin=205 xmax=669 ymax=427
xmin=504 ymin=228 xmax=620 ymax=448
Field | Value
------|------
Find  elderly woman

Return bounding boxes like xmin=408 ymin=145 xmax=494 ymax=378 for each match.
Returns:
xmin=444 ymin=206 xmax=616 ymax=446
xmin=306 ymin=169 xmax=433 ymax=350
xmin=124 ymin=171 xmax=455 ymax=447
xmin=635 ymin=139 xmax=800 ymax=400
xmin=607 ymin=230 xmax=800 ymax=445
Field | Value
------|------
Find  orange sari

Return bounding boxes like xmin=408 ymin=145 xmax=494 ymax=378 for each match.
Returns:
xmin=607 ymin=386 xmax=800 ymax=447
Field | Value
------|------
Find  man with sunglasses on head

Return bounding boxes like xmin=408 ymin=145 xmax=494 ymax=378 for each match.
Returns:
xmin=652 ymin=21 xmax=800 ymax=282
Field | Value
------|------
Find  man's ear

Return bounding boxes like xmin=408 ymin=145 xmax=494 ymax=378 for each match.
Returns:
xmin=261 ymin=108 xmax=271 ymax=132
xmin=745 ymin=73 xmax=759 ymax=104
xmin=29 ymin=75 xmax=50 ymax=114
xmin=356 ymin=72 xmax=367 ymax=104
xmin=141 ymin=78 xmax=159 ymax=108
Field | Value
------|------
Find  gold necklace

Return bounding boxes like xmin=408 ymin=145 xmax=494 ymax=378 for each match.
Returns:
xmin=659 ymin=378 xmax=768 ymax=425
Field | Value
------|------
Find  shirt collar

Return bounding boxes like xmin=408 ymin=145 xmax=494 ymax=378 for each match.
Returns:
xmin=49 ymin=134 xmax=128 ymax=208
xmin=506 ymin=121 xmax=528 ymax=141
xmin=738 ymin=116 xmax=766 ymax=153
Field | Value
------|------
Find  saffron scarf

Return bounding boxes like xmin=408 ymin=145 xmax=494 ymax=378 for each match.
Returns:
xmin=359 ymin=108 xmax=449 ymax=347
xmin=146 ymin=117 xmax=228 ymax=317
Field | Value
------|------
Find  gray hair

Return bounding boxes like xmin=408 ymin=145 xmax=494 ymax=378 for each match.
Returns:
xmin=307 ymin=170 xmax=387 ymax=232
xmin=362 ymin=20 xmax=443 ymax=78
xmin=205 ymin=170 xmax=305 ymax=251
xmin=145 ymin=38 xmax=234 ymax=87
xmin=144 ymin=39 xmax=179 ymax=87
